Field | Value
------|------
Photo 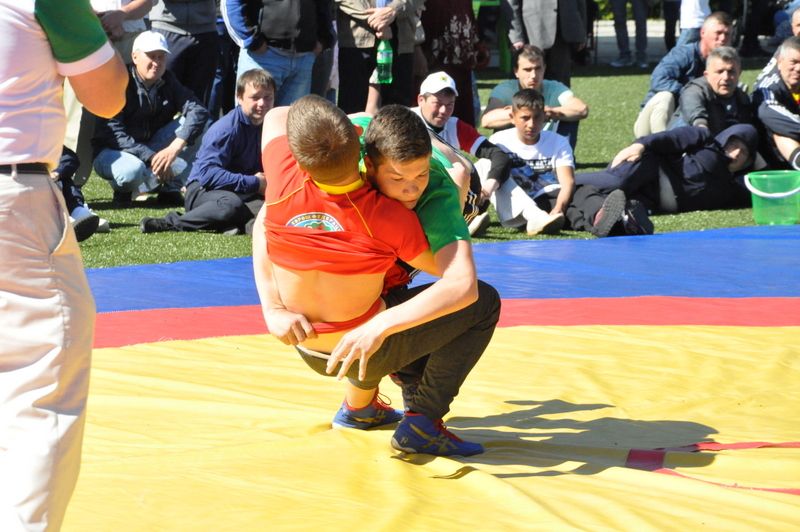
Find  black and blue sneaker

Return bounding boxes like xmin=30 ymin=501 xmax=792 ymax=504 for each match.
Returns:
xmin=391 ymin=413 xmax=484 ymax=456
xmin=331 ymin=391 xmax=403 ymax=430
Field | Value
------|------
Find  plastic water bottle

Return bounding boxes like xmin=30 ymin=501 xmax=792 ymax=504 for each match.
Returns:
xmin=376 ymin=39 xmax=393 ymax=84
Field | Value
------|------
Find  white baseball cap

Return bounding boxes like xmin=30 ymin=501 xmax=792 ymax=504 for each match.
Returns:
xmin=419 ymin=71 xmax=459 ymax=97
xmin=132 ymin=31 xmax=171 ymax=54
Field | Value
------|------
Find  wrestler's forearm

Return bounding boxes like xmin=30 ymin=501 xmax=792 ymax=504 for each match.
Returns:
xmin=382 ymin=240 xmax=478 ymax=334
xmin=252 ymin=205 xmax=316 ymax=344
xmin=252 ymin=205 xmax=280 ymax=312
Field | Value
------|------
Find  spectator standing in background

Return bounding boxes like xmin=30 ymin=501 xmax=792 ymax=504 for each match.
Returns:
xmin=609 ymin=0 xmax=649 ymax=68
xmin=335 ymin=0 xmax=421 ymax=113
xmin=663 ymin=0 xmax=680 ymax=51
xmin=678 ymin=0 xmax=710 ymax=46
xmin=504 ymin=0 xmax=587 ymax=87
xmin=150 ymin=0 xmax=219 ymax=109
xmin=420 ymin=0 xmax=485 ymax=125
xmin=224 ymin=0 xmax=335 ymax=106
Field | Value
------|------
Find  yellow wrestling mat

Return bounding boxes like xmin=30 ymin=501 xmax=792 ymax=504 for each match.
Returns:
xmin=63 ymin=326 xmax=800 ymax=530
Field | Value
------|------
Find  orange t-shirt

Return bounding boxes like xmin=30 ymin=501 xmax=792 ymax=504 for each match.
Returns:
xmin=263 ymin=136 xmax=429 ymax=275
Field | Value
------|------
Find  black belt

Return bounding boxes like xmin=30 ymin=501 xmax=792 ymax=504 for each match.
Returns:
xmin=0 ymin=163 xmax=50 ymax=174
xmin=265 ymin=38 xmax=311 ymax=52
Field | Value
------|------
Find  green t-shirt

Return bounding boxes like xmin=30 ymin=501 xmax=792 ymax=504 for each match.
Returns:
xmin=352 ymin=115 xmax=470 ymax=254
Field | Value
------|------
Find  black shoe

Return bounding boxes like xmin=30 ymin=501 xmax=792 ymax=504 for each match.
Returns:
xmin=72 ymin=213 xmax=100 ymax=242
xmin=591 ymin=189 xmax=626 ymax=237
xmin=140 ymin=217 xmax=173 ymax=233
xmin=623 ymin=199 xmax=654 ymax=235
xmin=157 ymin=190 xmax=184 ymax=206
xmin=112 ymin=190 xmax=133 ymax=206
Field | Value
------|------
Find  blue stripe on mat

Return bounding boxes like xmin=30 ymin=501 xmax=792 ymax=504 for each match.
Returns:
xmin=87 ymin=226 xmax=800 ymax=313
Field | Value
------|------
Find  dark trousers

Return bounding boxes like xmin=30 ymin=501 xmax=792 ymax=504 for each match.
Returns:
xmin=163 ymin=181 xmax=263 ymax=232
xmin=576 ymin=155 xmax=661 ymax=207
xmin=299 ymin=280 xmax=501 ymax=420
xmin=544 ymin=33 xmax=575 ymax=87
xmin=337 ymin=46 xmax=415 ymax=113
xmin=155 ymin=29 xmax=219 ymax=108
xmin=534 ymin=186 xmax=612 ymax=232
xmin=208 ymin=20 xmax=239 ymax=121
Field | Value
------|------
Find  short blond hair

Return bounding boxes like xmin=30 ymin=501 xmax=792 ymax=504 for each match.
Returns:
xmin=286 ymin=95 xmax=360 ymax=183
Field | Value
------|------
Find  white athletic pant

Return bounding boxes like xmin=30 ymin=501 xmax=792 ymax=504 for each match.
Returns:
xmin=474 ymin=158 xmax=550 ymax=228
xmin=0 ymin=169 xmax=94 ymax=531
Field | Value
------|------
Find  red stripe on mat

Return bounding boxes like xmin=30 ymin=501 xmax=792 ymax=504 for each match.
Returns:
xmin=94 ymin=296 xmax=800 ymax=348
xmin=626 ymin=441 xmax=800 ymax=496
xmin=500 ymin=297 xmax=800 ymax=327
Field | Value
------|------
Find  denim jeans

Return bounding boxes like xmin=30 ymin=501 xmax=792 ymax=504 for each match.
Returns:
xmin=611 ymin=0 xmax=648 ymax=60
xmin=298 ymin=280 xmax=501 ymax=420
xmin=237 ymin=47 xmax=316 ymax=107
xmin=677 ymin=27 xmax=701 ymax=47
xmin=93 ymin=118 xmax=190 ymax=194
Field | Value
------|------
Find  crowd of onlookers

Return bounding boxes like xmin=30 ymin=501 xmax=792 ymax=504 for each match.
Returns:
xmin=62 ymin=0 xmax=800 ymax=242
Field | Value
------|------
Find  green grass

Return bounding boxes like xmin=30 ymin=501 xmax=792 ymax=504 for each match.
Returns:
xmin=79 ymin=62 xmax=767 ymax=268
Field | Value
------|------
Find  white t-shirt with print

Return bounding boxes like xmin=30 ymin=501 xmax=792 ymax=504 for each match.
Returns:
xmin=488 ymin=128 xmax=574 ymax=199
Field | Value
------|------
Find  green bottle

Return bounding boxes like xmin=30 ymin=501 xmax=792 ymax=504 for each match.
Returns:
xmin=376 ymin=39 xmax=393 ymax=84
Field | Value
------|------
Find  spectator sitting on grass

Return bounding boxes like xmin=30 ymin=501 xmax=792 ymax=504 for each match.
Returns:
xmin=669 ymin=46 xmax=754 ymax=135
xmin=92 ymin=31 xmax=209 ymax=206
xmin=140 ymin=68 xmax=275 ymax=235
xmin=752 ymin=36 xmax=800 ymax=170
xmin=478 ymin=89 xmax=652 ymax=238
xmin=411 ymin=71 xmax=513 ymax=235
xmin=576 ymin=124 xmax=757 ymax=215
xmin=633 ymin=11 xmax=732 ymax=138
xmin=480 ymin=45 xmax=588 ymax=149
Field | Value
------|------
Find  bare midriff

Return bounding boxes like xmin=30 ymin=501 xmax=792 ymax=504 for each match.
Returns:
xmin=272 ymin=264 xmax=387 ymax=352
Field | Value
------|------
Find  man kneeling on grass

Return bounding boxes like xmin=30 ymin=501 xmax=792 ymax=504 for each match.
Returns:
xmin=253 ymin=96 xmax=500 ymax=457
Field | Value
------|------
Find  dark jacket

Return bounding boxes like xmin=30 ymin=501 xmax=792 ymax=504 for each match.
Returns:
xmin=187 ymin=106 xmax=263 ymax=194
xmin=92 ymin=67 xmax=209 ymax=163
xmin=223 ymin=0 xmax=334 ymax=52
xmin=642 ymin=42 xmax=705 ymax=107
xmin=639 ymin=125 xmax=756 ymax=211
xmin=671 ymin=77 xmax=754 ymax=134
xmin=150 ymin=0 xmax=217 ymax=34
xmin=752 ymin=57 xmax=800 ymax=166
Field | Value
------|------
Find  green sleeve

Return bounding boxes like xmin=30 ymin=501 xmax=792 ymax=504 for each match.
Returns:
xmin=35 ymin=0 xmax=108 ymax=64
xmin=415 ymin=157 xmax=470 ymax=253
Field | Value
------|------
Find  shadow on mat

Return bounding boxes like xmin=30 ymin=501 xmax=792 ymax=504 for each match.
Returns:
xmin=436 ymin=399 xmax=716 ymax=477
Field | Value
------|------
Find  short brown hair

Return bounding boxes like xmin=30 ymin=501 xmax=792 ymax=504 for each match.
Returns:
xmin=236 ymin=68 xmax=275 ymax=97
xmin=364 ymin=105 xmax=431 ymax=164
xmin=513 ymin=44 xmax=546 ymax=71
xmin=703 ymin=11 xmax=733 ymax=29
xmin=286 ymin=95 xmax=360 ymax=183
xmin=512 ymin=88 xmax=545 ymax=113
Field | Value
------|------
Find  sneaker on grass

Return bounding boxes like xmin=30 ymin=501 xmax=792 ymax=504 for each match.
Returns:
xmin=590 ymin=189 xmax=626 ymax=237
xmin=332 ymin=391 xmax=403 ymax=430
xmin=391 ymin=412 xmax=484 ymax=456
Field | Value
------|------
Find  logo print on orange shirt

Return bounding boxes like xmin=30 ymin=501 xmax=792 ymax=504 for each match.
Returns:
xmin=287 ymin=212 xmax=344 ymax=232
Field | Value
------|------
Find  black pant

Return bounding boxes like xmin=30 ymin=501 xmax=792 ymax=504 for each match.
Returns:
xmin=155 ymin=29 xmax=219 ymax=108
xmin=299 ymin=280 xmax=501 ymax=420
xmin=163 ymin=181 xmax=262 ymax=232
xmin=337 ymin=46 xmax=414 ymax=114
xmin=576 ymin=155 xmax=661 ymax=208
xmin=534 ymin=185 xmax=613 ymax=232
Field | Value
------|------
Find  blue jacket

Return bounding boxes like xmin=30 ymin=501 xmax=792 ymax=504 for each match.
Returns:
xmin=92 ymin=67 xmax=209 ymax=163
xmin=187 ymin=105 xmax=263 ymax=194
xmin=642 ymin=43 xmax=705 ymax=107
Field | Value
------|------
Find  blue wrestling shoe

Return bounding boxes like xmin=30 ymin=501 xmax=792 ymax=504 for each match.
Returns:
xmin=391 ymin=413 xmax=484 ymax=456
xmin=332 ymin=391 xmax=404 ymax=430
